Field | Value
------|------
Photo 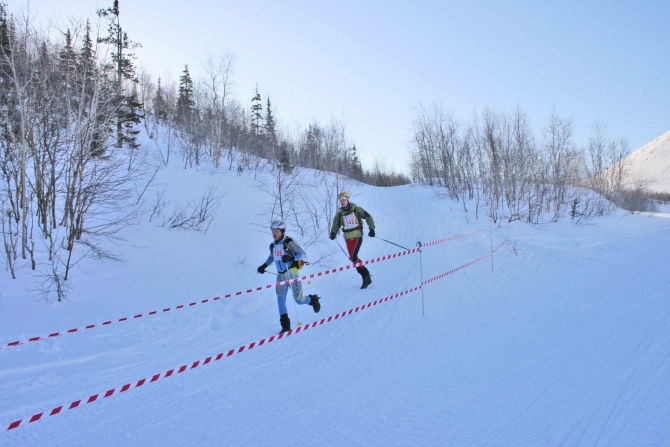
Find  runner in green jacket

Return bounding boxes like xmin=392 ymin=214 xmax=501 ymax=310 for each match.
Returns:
xmin=330 ymin=191 xmax=375 ymax=289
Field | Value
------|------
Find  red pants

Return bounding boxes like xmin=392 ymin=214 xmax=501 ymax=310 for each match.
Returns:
xmin=345 ymin=237 xmax=370 ymax=278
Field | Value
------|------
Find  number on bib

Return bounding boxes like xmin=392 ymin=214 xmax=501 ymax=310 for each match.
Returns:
xmin=343 ymin=213 xmax=359 ymax=230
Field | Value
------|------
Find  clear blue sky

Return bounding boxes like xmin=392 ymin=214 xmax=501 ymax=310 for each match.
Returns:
xmin=10 ymin=0 xmax=670 ymax=172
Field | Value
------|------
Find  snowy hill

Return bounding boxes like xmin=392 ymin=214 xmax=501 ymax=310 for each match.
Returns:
xmin=1 ymin=143 xmax=670 ymax=446
xmin=624 ymin=129 xmax=670 ymax=193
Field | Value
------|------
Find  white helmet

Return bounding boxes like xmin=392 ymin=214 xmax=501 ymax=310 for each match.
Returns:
xmin=270 ymin=220 xmax=286 ymax=231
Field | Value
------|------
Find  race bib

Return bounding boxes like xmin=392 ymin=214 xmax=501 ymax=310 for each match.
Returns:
xmin=273 ymin=247 xmax=284 ymax=262
xmin=343 ymin=212 xmax=358 ymax=230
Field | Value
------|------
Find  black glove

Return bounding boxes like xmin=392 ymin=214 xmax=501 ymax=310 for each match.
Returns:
xmin=257 ymin=264 xmax=266 ymax=274
xmin=329 ymin=232 xmax=336 ymax=240
xmin=368 ymin=228 xmax=375 ymax=237
xmin=281 ymin=254 xmax=294 ymax=263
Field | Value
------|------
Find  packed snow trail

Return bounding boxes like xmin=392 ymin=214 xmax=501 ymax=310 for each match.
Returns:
xmin=2 ymin=162 xmax=669 ymax=446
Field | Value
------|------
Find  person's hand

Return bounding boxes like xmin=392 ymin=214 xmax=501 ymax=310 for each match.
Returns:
xmin=329 ymin=232 xmax=336 ymax=240
xmin=368 ymin=228 xmax=375 ymax=237
xmin=257 ymin=264 xmax=267 ymax=274
xmin=281 ymin=254 xmax=294 ymax=263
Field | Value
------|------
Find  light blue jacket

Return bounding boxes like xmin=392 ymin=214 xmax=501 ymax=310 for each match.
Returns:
xmin=264 ymin=237 xmax=305 ymax=272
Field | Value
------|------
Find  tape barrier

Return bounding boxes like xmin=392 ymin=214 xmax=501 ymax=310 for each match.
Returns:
xmin=0 ymin=228 xmax=488 ymax=351
xmin=422 ymin=240 xmax=507 ymax=285
xmin=4 ymin=240 xmax=509 ymax=431
xmin=419 ymin=229 xmax=487 ymax=247
xmin=5 ymin=286 xmax=423 ymax=431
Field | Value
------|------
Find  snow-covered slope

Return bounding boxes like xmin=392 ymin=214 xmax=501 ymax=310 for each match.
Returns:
xmin=625 ymin=129 xmax=670 ymax=193
xmin=1 ymin=149 xmax=669 ymax=446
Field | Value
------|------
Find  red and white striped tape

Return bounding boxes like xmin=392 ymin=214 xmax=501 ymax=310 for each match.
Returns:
xmin=4 ymin=240 xmax=509 ymax=431
xmin=419 ymin=229 xmax=487 ymax=247
xmin=0 ymin=297 xmax=223 ymax=350
xmin=0 ymin=229 xmax=487 ymax=351
xmin=422 ymin=240 xmax=507 ymax=285
xmin=5 ymin=286 xmax=423 ymax=431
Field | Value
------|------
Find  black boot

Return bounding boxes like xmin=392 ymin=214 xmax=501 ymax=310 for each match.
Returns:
xmin=279 ymin=313 xmax=291 ymax=333
xmin=308 ymin=294 xmax=321 ymax=313
xmin=356 ymin=265 xmax=371 ymax=289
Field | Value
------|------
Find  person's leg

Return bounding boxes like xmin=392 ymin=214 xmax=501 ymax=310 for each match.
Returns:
xmin=276 ymin=272 xmax=291 ymax=332
xmin=288 ymin=268 xmax=310 ymax=306
xmin=276 ymin=273 xmax=289 ymax=315
xmin=347 ymin=237 xmax=370 ymax=279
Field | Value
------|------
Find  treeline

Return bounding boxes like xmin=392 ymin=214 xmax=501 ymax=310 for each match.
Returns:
xmin=408 ymin=104 xmax=656 ymax=223
xmin=0 ymin=1 xmax=406 ymax=301
xmin=0 ymin=2 xmax=147 ymax=299
xmin=140 ymin=62 xmax=409 ymax=186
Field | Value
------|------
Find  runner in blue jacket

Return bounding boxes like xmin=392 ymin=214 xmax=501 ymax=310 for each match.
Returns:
xmin=258 ymin=221 xmax=320 ymax=333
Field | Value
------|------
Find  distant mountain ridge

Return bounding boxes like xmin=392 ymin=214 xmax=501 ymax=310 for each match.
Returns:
xmin=625 ymin=130 xmax=670 ymax=193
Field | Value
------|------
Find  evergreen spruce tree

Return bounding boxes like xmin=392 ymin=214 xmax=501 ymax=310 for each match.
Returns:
xmin=265 ymin=96 xmax=278 ymax=159
xmin=278 ymin=144 xmax=293 ymax=174
xmin=0 ymin=3 xmax=11 ymax=83
xmin=265 ymin=96 xmax=277 ymax=145
xmin=350 ymin=144 xmax=363 ymax=180
xmin=78 ymin=20 xmax=95 ymax=75
xmin=176 ymin=65 xmax=195 ymax=125
xmin=97 ymin=0 xmax=143 ymax=150
xmin=304 ymin=124 xmax=320 ymax=169
xmin=250 ymin=84 xmax=263 ymax=135
xmin=154 ymin=76 xmax=168 ymax=122
xmin=59 ymin=29 xmax=76 ymax=72
xmin=58 ymin=29 xmax=77 ymax=135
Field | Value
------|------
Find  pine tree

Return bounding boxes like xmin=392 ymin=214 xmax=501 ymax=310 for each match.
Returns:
xmin=154 ymin=76 xmax=168 ymax=122
xmin=58 ymin=29 xmax=78 ymax=134
xmin=350 ymin=144 xmax=363 ymax=180
xmin=0 ymin=3 xmax=11 ymax=80
xmin=176 ymin=65 xmax=195 ymax=125
xmin=278 ymin=144 xmax=293 ymax=174
xmin=265 ymin=96 xmax=277 ymax=145
xmin=97 ymin=0 xmax=143 ymax=150
xmin=78 ymin=20 xmax=95 ymax=75
xmin=304 ymin=124 xmax=320 ymax=169
xmin=250 ymin=84 xmax=263 ymax=135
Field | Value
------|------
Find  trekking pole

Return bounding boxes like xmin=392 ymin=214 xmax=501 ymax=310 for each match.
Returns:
xmin=292 ymin=296 xmax=302 ymax=327
xmin=335 ymin=239 xmax=350 ymax=260
xmin=490 ymin=224 xmax=494 ymax=273
xmin=378 ymin=237 xmax=411 ymax=251
xmin=417 ymin=241 xmax=425 ymax=316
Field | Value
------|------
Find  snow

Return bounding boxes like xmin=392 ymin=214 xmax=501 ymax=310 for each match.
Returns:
xmin=625 ymin=129 xmax=670 ymax=194
xmin=1 ymin=141 xmax=670 ymax=446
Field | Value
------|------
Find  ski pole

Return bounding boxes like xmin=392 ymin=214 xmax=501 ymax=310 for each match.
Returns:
xmin=377 ymin=237 xmax=411 ymax=251
xmin=335 ymin=239 xmax=351 ymax=260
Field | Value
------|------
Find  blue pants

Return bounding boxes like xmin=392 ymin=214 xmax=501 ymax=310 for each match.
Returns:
xmin=276 ymin=268 xmax=311 ymax=315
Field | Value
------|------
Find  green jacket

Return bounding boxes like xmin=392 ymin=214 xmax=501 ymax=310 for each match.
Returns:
xmin=331 ymin=202 xmax=375 ymax=240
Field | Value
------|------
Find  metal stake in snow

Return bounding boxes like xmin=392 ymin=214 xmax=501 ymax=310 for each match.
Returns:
xmin=417 ymin=241 xmax=425 ymax=316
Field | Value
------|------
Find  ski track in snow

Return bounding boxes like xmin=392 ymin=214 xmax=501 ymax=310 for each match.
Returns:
xmin=2 ymin=161 xmax=670 ymax=446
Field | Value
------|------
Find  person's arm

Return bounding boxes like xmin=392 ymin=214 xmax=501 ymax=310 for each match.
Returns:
xmin=330 ymin=211 xmax=341 ymax=236
xmin=357 ymin=206 xmax=375 ymax=230
xmin=285 ymin=240 xmax=304 ymax=261
xmin=259 ymin=245 xmax=274 ymax=273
